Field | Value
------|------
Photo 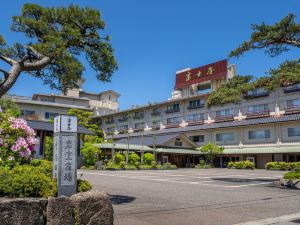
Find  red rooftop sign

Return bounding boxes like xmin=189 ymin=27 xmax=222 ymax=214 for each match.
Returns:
xmin=175 ymin=59 xmax=227 ymax=89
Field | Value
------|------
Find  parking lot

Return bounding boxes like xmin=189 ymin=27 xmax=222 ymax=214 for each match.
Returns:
xmin=79 ymin=169 xmax=300 ymax=225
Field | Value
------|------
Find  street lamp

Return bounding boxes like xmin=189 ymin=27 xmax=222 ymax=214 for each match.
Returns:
xmin=126 ymin=128 xmax=134 ymax=166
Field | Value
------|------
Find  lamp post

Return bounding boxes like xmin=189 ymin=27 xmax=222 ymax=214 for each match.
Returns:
xmin=126 ymin=128 xmax=133 ymax=166
xmin=140 ymin=129 xmax=144 ymax=164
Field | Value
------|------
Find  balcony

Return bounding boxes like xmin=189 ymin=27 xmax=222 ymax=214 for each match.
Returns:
xmin=283 ymin=85 xmax=300 ymax=93
xmin=151 ymin=111 xmax=161 ymax=117
xmin=165 ymin=108 xmax=180 ymax=114
xmin=245 ymin=110 xmax=270 ymax=119
xmin=133 ymin=128 xmax=144 ymax=133
xmin=105 ymin=120 xmax=115 ymax=124
xmin=284 ymin=106 xmax=300 ymax=115
xmin=164 ymin=121 xmax=181 ymax=129
xmin=187 ymin=104 xmax=205 ymax=110
xmin=118 ymin=117 xmax=128 ymax=122
xmin=244 ymin=91 xmax=269 ymax=100
xmin=133 ymin=115 xmax=144 ymax=120
xmin=187 ymin=119 xmax=205 ymax=126
xmin=214 ymin=115 xmax=234 ymax=123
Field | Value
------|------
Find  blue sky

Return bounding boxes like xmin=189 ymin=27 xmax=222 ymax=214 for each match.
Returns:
xmin=1 ymin=0 xmax=299 ymax=109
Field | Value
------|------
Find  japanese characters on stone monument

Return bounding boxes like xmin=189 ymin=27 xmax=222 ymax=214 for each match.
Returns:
xmin=53 ymin=115 xmax=78 ymax=197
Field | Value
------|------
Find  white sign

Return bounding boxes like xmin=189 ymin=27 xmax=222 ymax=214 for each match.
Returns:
xmin=54 ymin=115 xmax=78 ymax=133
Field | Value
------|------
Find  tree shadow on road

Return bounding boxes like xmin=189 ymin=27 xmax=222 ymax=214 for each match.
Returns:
xmin=212 ymin=177 xmax=277 ymax=183
xmin=109 ymin=195 xmax=136 ymax=205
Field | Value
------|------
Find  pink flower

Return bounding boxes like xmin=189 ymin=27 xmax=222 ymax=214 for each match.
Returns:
xmin=11 ymin=137 xmax=28 ymax=152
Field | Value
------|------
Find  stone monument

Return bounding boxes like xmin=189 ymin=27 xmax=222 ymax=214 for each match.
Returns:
xmin=53 ymin=115 xmax=78 ymax=197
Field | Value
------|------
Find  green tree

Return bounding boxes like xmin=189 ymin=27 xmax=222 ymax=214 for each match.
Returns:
xmin=199 ymin=143 xmax=224 ymax=165
xmin=67 ymin=108 xmax=104 ymax=143
xmin=81 ymin=142 xmax=101 ymax=167
xmin=143 ymin=153 xmax=155 ymax=165
xmin=0 ymin=4 xmax=118 ymax=97
xmin=229 ymin=13 xmax=300 ymax=89
xmin=128 ymin=152 xmax=140 ymax=166
xmin=0 ymin=98 xmax=20 ymax=117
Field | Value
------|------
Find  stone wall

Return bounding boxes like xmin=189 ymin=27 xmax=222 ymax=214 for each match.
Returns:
xmin=0 ymin=190 xmax=113 ymax=225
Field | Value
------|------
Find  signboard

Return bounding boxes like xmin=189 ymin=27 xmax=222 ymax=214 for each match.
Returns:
xmin=175 ymin=59 xmax=227 ymax=89
xmin=53 ymin=115 xmax=78 ymax=197
xmin=54 ymin=115 xmax=78 ymax=133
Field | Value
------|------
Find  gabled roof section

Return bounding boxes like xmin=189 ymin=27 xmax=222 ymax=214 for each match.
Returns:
xmin=114 ymin=133 xmax=198 ymax=148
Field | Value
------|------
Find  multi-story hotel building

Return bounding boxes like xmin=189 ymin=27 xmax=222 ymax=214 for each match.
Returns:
xmin=96 ymin=60 xmax=300 ymax=168
xmin=4 ymin=79 xmax=120 ymax=121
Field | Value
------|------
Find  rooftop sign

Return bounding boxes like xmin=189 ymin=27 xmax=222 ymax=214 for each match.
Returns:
xmin=175 ymin=59 xmax=227 ymax=89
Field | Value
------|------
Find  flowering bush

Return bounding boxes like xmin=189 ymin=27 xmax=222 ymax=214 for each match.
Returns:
xmin=0 ymin=109 xmax=38 ymax=167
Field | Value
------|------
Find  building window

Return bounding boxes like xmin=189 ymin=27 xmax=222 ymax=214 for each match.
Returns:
xmin=45 ymin=112 xmax=59 ymax=120
xmin=133 ymin=111 xmax=144 ymax=119
xmin=185 ymin=113 xmax=204 ymax=122
xmin=248 ymin=130 xmax=270 ymax=139
xmin=190 ymin=135 xmax=204 ymax=142
xmin=288 ymin=128 xmax=300 ymax=137
xmin=188 ymin=99 xmax=205 ymax=109
xmin=216 ymin=133 xmax=234 ymax=141
xmin=135 ymin=122 xmax=145 ymax=130
xmin=287 ymin=99 xmax=300 ymax=108
xmin=107 ymin=127 xmax=115 ymax=133
xmin=152 ymin=120 xmax=160 ymax=127
xmin=175 ymin=138 xmax=182 ymax=146
xmin=21 ymin=110 xmax=36 ymax=116
xmin=105 ymin=117 xmax=115 ymax=124
xmin=166 ymin=104 xmax=180 ymax=113
xmin=118 ymin=125 xmax=128 ymax=132
xmin=216 ymin=109 xmax=233 ymax=117
xmin=166 ymin=117 xmax=181 ymax=125
xmin=248 ymin=104 xmax=269 ymax=113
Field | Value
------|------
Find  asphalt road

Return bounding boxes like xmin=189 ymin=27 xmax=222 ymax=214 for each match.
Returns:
xmin=79 ymin=169 xmax=300 ymax=225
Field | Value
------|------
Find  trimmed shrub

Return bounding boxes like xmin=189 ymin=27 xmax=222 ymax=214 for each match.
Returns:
xmin=0 ymin=165 xmax=57 ymax=198
xmin=283 ymin=171 xmax=300 ymax=180
xmin=77 ymin=179 xmax=92 ymax=192
xmin=143 ymin=153 xmax=155 ymax=165
xmin=161 ymin=163 xmax=177 ymax=170
xmin=227 ymin=160 xmax=255 ymax=169
xmin=114 ymin=152 xmax=125 ymax=164
xmin=128 ymin=152 xmax=140 ymax=166
xmin=265 ymin=162 xmax=300 ymax=171
xmin=195 ymin=160 xmax=212 ymax=169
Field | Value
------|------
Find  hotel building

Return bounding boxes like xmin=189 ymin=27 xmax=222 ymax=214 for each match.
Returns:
xmin=96 ymin=60 xmax=300 ymax=168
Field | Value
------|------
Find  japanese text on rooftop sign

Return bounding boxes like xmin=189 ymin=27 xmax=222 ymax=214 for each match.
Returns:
xmin=175 ymin=59 xmax=227 ymax=89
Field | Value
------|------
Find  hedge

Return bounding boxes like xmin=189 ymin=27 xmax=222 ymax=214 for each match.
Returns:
xmin=227 ymin=161 xmax=255 ymax=169
xmin=265 ymin=162 xmax=300 ymax=171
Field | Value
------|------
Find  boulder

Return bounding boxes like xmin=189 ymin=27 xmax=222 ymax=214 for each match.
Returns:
xmin=71 ymin=190 xmax=113 ymax=225
xmin=0 ymin=198 xmax=47 ymax=225
xmin=47 ymin=196 xmax=75 ymax=225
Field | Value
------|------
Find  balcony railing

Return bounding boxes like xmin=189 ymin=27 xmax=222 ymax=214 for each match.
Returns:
xmin=187 ymin=104 xmax=205 ymax=110
xmin=187 ymin=119 xmax=205 ymax=126
xmin=105 ymin=120 xmax=115 ymax=124
xmin=133 ymin=115 xmax=144 ymax=120
xmin=214 ymin=115 xmax=234 ymax=123
xmin=244 ymin=91 xmax=269 ymax=100
xmin=165 ymin=108 xmax=180 ymax=114
xmin=164 ymin=121 xmax=181 ymax=129
xmin=151 ymin=111 xmax=161 ymax=117
xmin=284 ymin=106 xmax=300 ymax=115
xmin=283 ymin=85 xmax=300 ymax=93
xmin=245 ymin=110 xmax=270 ymax=119
xmin=118 ymin=117 xmax=128 ymax=122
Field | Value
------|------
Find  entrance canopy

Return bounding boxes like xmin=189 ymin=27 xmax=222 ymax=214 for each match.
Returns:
xmin=156 ymin=148 xmax=203 ymax=155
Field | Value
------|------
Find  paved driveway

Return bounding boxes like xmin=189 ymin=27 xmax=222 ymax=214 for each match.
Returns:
xmin=79 ymin=169 xmax=300 ymax=225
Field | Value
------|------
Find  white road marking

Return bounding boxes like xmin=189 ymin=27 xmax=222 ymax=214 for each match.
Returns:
xmin=79 ymin=171 xmax=275 ymax=188
xmin=234 ymin=212 xmax=300 ymax=225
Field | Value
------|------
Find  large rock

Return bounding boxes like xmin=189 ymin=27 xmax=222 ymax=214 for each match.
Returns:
xmin=47 ymin=196 xmax=75 ymax=225
xmin=277 ymin=179 xmax=300 ymax=189
xmin=71 ymin=190 xmax=113 ymax=225
xmin=0 ymin=198 xmax=47 ymax=225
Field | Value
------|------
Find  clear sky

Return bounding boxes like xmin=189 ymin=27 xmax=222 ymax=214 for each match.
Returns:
xmin=1 ymin=0 xmax=299 ymax=109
